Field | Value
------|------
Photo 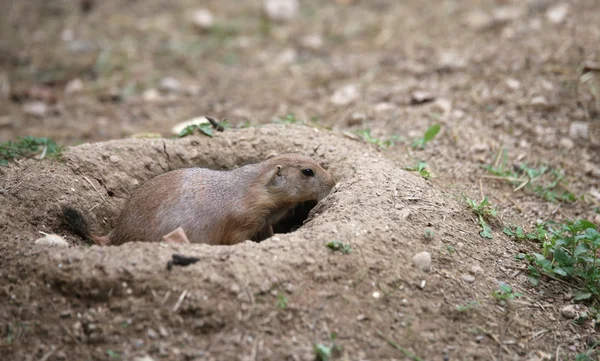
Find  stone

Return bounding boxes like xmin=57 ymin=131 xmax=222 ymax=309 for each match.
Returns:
xmin=560 ymin=304 xmax=577 ymax=319
xmin=158 ymin=326 xmax=168 ymax=337
xmin=34 ymin=234 xmax=69 ymax=247
xmin=530 ymin=96 xmax=547 ymax=106
xmin=569 ymin=122 xmax=589 ymax=139
xmin=159 ymin=77 xmax=181 ymax=93
xmin=143 ymin=88 xmax=161 ymax=102
xmin=461 ymin=274 xmax=475 ymax=283
xmin=65 ymin=78 xmax=84 ymax=94
xmin=263 ymin=0 xmax=299 ymax=22
xmin=146 ymin=328 xmax=159 ymax=339
xmin=331 ymin=84 xmax=359 ymax=106
xmin=546 ymin=3 xmax=568 ymax=24
xmin=412 ymin=251 xmax=432 ymax=272
xmin=505 ymin=78 xmax=521 ymax=90
xmin=300 ymin=34 xmax=323 ymax=50
xmin=190 ymin=9 xmax=214 ymax=31
xmin=410 ymin=90 xmax=435 ymax=104
xmin=471 ymin=143 xmax=488 ymax=153
xmin=23 ymin=102 xmax=48 ymax=118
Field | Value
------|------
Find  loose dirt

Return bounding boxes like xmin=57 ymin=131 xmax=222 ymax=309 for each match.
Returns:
xmin=1 ymin=0 xmax=600 ymax=360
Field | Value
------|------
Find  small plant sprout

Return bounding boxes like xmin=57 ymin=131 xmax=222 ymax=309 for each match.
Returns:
xmin=484 ymin=154 xmax=576 ymax=203
xmin=503 ymin=223 xmax=546 ymax=242
xmin=276 ymin=293 xmax=288 ymax=309
xmin=106 ymin=349 xmax=121 ymax=360
xmin=464 ymin=196 xmax=497 ymax=239
xmin=405 ymin=161 xmax=431 ymax=180
xmin=523 ymin=219 xmax=600 ymax=301
xmin=177 ymin=123 xmax=215 ymax=138
xmin=456 ymin=300 xmax=479 ymax=312
xmin=412 ymin=123 xmax=441 ymax=149
xmin=326 ymin=241 xmax=352 ymax=254
xmin=354 ymin=129 xmax=402 ymax=150
xmin=424 ymin=228 xmax=435 ymax=240
xmin=0 ymin=136 xmax=63 ymax=165
xmin=314 ymin=333 xmax=341 ymax=361
xmin=492 ymin=283 xmax=522 ymax=304
xmin=273 ymin=114 xmax=302 ymax=124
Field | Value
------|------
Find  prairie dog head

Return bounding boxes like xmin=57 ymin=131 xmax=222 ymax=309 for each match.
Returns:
xmin=265 ymin=154 xmax=336 ymax=204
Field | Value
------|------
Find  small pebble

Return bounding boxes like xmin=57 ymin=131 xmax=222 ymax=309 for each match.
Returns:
xmin=505 ymin=78 xmax=521 ymax=90
xmin=569 ymin=345 xmax=577 ymax=352
xmin=530 ymin=96 xmax=547 ymax=106
xmin=143 ymin=88 xmax=161 ymax=102
xmin=569 ymin=122 xmax=589 ymax=139
xmin=190 ymin=9 xmax=214 ymax=31
xmin=546 ymin=3 xmax=568 ymax=24
xmin=560 ymin=304 xmax=577 ymax=319
xmin=159 ymin=77 xmax=181 ymax=93
xmin=300 ymin=34 xmax=323 ymax=50
xmin=159 ymin=326 xmax=168 ymax=337
xmin=475 ymin=335 xmax=485 ymax=343
xmin=34 ymin=234 xmax=69 ymax=248
xmin=410 ymin=90 xmax=435 ymax=104
xmin=59 ymin=310 xmax=72 ymax=318
xmin=263 ymin=0 xmax=299 ymax=22
xmin=372 ymin=291 xmax=381 ymax=299
xmin=23 ymin=101 xmax=48 ymax=118
xmin=65 ymin=78 xmax=84 ymax=94
xmin=412 ymin=251 xmax=432 ymax=272
xmin=146 ymin=328 xmax=159 ymax=339
xmin=55 ymin=351 xmax=67 ymax=361
xmin=331 ymin=84 xmax=359 ymax=106
xmin=461 ymin=274 xmax=475 ymax=283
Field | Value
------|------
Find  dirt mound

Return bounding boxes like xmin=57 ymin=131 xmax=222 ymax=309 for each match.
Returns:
xmin=0 ymin=124 xmax=573 ymax=360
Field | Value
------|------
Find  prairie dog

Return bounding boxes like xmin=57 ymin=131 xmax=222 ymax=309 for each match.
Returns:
xmin=63 ymin=154 xmax=336 ymax=245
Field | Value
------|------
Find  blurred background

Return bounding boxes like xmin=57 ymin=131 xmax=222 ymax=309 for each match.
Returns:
xmin=0 ymin=0 xmax=598 ymax=153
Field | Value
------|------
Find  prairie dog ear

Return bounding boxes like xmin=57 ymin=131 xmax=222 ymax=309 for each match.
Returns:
xmin=268 ymin=165 xmax=283 ymax=184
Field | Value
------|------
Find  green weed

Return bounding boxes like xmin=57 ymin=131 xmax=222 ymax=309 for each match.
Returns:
xmin=106 ymin=349 xmax=121 ymax=360
xmin=405 ymin=161 xmax=431 ymax=180
xmin=326 ymin=241 xmax=352 ymax=254
xmin=503 ymin=223 xmax=547 ymax=242
xmin=424 ymin=228 xmax=435 ymax=240
xmin=314 ymin=333 xmax=341 ymax=361
xmin=465 ymin=196 xmax=497 ymax=239
xmin=492 ymin=283 xmax=522 ymax=304
xmin=0 ymin=136 xmax=63 ymax=166
xmin=273 ymin=114 xmax=303 ymax=124
xmin=522 ymin=220 xmax=600 ymax=300
xmin=485 ymin=155 xmax=576 ymax=203
xmin=354 ymin=129 xmax=402 ymax=150
xmin=412 ymin=123 xmax=440 ymax=149
xmin=276 ymin=293 xmax=288 ymax=309
xmin=456 ymin=300 xmax=479 ymax=312
xmin=177 ymin=123 xmax=215 ymax=138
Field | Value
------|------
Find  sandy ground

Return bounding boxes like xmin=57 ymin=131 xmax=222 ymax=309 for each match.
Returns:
xmin=1 ymin=0 xmax=600 ymax=360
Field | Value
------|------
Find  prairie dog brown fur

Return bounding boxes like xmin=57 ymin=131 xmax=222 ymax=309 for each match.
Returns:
xmin=63 ymin=154 xmax=336 ymax=246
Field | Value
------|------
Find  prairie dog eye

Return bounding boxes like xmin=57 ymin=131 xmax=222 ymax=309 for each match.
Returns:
xmin=302 ymin=168 xmax=314 ymax=177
